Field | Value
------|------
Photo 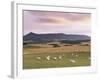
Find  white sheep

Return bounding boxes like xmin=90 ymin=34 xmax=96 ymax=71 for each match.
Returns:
xmin=53 ymin=57 xmax=57 ymax=60
xmin=69 ymin=59 xmax=76 ymax=63
xmin=46 ymin=55 xmax=50 ymax=60
xmin=36 ymin=56 xmax=41 ymax=60
xmin=75 ymin=54 xmax=79 ymax=57
xmin=72 ymin=53 xmax=74 ymax=56
xmin=58 ymin=55 xmax=62 ymax=60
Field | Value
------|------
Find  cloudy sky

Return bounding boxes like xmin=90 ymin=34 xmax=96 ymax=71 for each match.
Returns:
xmin=23 ymin=10 xmax=91 ymax=36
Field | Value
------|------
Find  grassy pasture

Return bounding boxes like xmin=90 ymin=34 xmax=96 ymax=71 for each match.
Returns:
xmin=23 ymin=43 xmax=91 ymax=69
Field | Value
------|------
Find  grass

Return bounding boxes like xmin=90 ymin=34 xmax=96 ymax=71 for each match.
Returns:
xmin=23 ymin=44 xmax=91 ymax=69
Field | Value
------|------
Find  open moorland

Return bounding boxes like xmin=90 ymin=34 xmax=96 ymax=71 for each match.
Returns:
xmin=23 ymin=42 xmax=91 ymax=69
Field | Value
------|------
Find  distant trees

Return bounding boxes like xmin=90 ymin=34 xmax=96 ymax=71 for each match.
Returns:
xmin=49 ymin=43 xmax=61 ymax=47
xmin=60 ymin=40 xmax=90 ymax=44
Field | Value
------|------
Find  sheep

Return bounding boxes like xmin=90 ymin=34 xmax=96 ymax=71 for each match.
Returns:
xmin=58 ymin=55 xmax=62 ymax=60
xmin=69 ymin=59 xmax=76 ymax=63
xmin=36 ymin=56 xmax=41 ymax=60
xmin=72 ymin=53 xmax=74 ymax=56
xmin=46 ymin=55 xmax=50 ymax=61
xmin=53 ymin=57 xmax=57 ymax=60
xmin=75 ymin=54 xmax=79 ymax=57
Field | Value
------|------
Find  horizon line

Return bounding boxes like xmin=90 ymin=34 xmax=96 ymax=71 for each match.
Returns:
xmin=24 ymin=32 xmax=91 ymax=37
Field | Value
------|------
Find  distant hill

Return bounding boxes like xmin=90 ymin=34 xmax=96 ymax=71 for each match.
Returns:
xmin=23 ymin=32 xmax=90 ymax=43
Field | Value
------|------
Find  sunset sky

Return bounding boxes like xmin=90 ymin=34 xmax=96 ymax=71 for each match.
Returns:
xmin=23 ymin=10 xmax=91 ymax=36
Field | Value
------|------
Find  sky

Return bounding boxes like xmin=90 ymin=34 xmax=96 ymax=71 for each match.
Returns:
xmin=23 ymin=10 xmax=91 ymax=36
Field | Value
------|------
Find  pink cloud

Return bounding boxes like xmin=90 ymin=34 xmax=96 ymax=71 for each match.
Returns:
xmin=23 ymin=10 xmax=91 ymax=36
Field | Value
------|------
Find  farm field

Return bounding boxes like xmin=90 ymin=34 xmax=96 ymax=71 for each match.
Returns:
xmin=23 ymin=44 xmax=91 ymax=69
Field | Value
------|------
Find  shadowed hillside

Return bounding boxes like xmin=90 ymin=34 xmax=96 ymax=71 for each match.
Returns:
xmin=23 ymin=32 xmax=90 ymax=43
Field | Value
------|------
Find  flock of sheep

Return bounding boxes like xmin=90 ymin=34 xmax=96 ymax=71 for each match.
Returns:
xmin=36 ymin=55 xmax=62 ymax=60
xmin=36 ymin=53 xmax=83 ymax=63
xmin=36 ymin=53 xmax=91 ymax=64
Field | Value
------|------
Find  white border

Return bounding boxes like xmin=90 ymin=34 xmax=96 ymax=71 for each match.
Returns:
xmin=11 ymin=2 xmax=97 ymax=78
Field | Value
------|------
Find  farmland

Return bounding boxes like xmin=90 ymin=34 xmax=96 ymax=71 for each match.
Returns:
xmin=23 ymin=43 xmax=91 ymax=69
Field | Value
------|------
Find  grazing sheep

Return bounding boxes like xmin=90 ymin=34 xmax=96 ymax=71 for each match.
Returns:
xmin=69 ymin=59 xmax=76 ymax=63
xmin=46 ymin=56 xmax=50 ymax=60
xmin=53 ymin=57 xmax=57 ymax=60
xmin=72 ymin=53 xmax=74 ymax=56
xmin=58 ymin=55 xmax=62 ymax=60
xmin=36 ymin=56 xmax=41 ymax=60
xmin=75 ymin=54 xmax=79 ymax=57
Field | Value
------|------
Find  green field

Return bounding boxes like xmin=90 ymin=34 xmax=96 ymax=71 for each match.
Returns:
xmin=23 ymin=44 xmax=91 ymax=69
